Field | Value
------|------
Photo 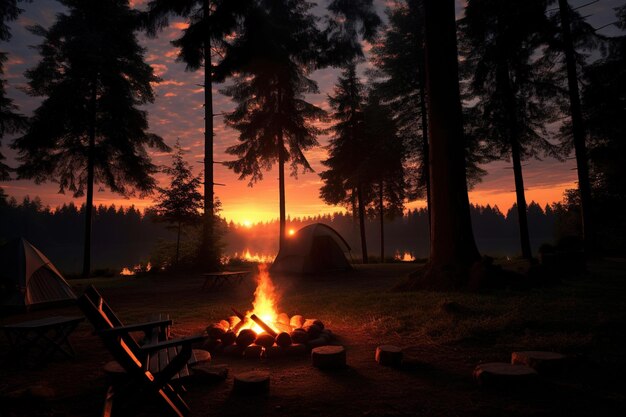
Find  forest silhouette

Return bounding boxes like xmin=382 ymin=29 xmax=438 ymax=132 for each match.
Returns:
xmin=0 ymin=0 xmax=623 ymax=286
xmin=0 ymin=191 xmax=576 ymax=274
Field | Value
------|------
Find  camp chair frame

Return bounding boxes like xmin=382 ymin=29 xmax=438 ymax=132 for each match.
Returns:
xmin=82 ymin=285 xmax=171 ymax=344
xmin=78 ymin=286 xmax=205 ymax=417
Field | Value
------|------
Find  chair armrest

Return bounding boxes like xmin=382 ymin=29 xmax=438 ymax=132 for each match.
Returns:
xmin=99 ymin=319 xmax=173 ymax=335
xmin=138 ymin=334 xmax=206 ymax=354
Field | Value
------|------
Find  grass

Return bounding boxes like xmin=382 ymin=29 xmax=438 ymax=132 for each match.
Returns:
xmin=1 ymin=259 xmax=625 ymax=416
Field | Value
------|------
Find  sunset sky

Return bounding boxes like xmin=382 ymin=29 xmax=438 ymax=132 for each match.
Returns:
xmin=0 ymin=0 xmax=623 ymax=224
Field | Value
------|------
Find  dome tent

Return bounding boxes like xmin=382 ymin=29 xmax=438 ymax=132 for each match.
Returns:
xmin=270 ymin=223 xmax=352 ymax=274
xmin=0 ymin=238 xmax=76 ymax=311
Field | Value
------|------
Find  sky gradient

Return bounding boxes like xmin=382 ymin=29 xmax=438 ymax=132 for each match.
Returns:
xmin=0 ymin=0 xmax=623 ymax=224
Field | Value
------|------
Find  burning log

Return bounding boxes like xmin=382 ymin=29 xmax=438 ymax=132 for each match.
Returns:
xmin=250 ymin=314 xmax=278 ymax=338
xmin=275 ymin=332 xmax=292 ymax=347
xmin=274 ymin=322 xmax=293 ymax=334
xmin=206 ymin=323 xmax=227 ymax=340
xmin=255 ymin=333 xmax=276 ymax=349
xmin=228 ymin=316 xmax=241 ymax=329
xmin=277 ymin=313 xmax=290 ymax=325
xmin=290 ymin=315 xmax=305 ymax=329
xmin=236 ymin=329 xmax=257 ymax=347
xmin=231 ymin=307 xmax=247 ymax=321
xmin=290 ymin=328 xmax=309 ymax=344
xmin=221 ymin=331 xmax=236 ymax=346
xmin=232 ymin=317 xmax=250 ymax=334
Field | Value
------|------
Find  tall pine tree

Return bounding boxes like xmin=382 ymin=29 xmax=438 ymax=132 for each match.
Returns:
xmin=320 ymin=63 xmax=371 ymax=263
xmin=13 ymin=0 xmax=168 ymax=277
xmin=144 ymin=0 xmax=247 ymax=270
xmin=459 ymin=0 xmax=561 ymax=259
xmin=363 ymin=90 xmax=405 ymax=262
xmin=218 ymin=0 xmax=326 ymax=251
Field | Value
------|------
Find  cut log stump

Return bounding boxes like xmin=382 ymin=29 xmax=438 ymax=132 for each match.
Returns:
xmin=233 ymin=371 xmax=270 ymax=395
xmin=511 ymin=351 xmax=567 ymax=374
xmin=375 ymin=345 xmax=403 ymax=367
xmin=311 ymin=345 xmax=346 ymax=369
xmin=191 ymin=364 xmax=229 ymax=384
xmin=190 ymin=349 xmax=211 ymax=366
xmin=473 ymin=362 xmax=538 ymax=388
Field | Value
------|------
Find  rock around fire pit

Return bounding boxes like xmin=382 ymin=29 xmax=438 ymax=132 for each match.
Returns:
xmin=203 ymin=313 xmax=336 ymax=359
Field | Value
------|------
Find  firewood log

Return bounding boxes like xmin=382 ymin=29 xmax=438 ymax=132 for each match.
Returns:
xmin=290 ymin=315 xmax=305 ymax=329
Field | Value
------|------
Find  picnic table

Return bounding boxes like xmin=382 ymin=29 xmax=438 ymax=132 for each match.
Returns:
xmin=201 ymin=271 xmax=250 ymax=290
xmin=2 ymin=315 xmax=84 ymax=364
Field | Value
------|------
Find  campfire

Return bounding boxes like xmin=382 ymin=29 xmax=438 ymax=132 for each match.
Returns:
xmin=204 ymin=264 xmax=335 ymax=359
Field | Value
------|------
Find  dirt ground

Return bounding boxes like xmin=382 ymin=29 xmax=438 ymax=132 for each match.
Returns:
xmin=1 ymin=262 xmax=625 ymax=417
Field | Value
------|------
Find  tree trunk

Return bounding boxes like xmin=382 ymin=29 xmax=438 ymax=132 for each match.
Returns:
xmin=418 ymin=51 xmax=432 ymax=239
xmin=558 ymin=0 xmax=594 ymax=255
xmin=379 ymin=180 xmax=384 ymax=262
xmin=357 ymin=184 xmax=368 ymax=264
xmin=176 ymin=221 xmax=181 ymax=265
xmin=278 ymin=131 xmax=286 ymax=251
xmin=82 ymin=83 xmax=97 ymax=279
xmin=510 ymin=139 xmax=532 ymax=259
xmin=200 ymin=0 xmax=216 ymax=269
xmin=417 ymin=0 xmax=480 ymax=289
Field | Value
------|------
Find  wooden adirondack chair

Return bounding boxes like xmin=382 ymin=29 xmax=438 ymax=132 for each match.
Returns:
xmin=82 ymin=285 xmax=171 ymax=344
xmin=78 ymin=286 xmax=205 ymax=417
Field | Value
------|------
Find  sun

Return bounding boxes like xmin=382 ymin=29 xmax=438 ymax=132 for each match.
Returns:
xmin=288 ymin=228 xmax=296 ymax=236
xmin=242 ymin=220 xmax=253 ymax=228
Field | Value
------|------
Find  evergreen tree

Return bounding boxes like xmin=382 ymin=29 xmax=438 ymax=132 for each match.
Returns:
xmin=459 ymin=0 xmax=561 ymax=259
xmin=13 ymin=0 xmax=168 ymax=278
xmin=0 ymin=0 xmax=28 ymax=180
xmin=320 ymin=63 xmax=371 ymax=263
xmin=548 ymin=0 xmax=606 ymax=255
xmin=579 ymin=5 xmax=626 ymax=251
xmin=144 ymin=0 xmax=247 ymax=270
xmin=153 ymin=140 xmax=203 ymax=266
xmin=363 ymin=91 xmax=405 ymax=262
xmin=321 ymin=0 xmax=382 ymax=65
xmin=370 ymin=0 xmax=428 ymax=206
xmin=218 ymin=0 xmax=326 ymax=251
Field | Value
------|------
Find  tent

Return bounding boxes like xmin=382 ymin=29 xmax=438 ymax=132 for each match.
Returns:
xmin=270 ymin=223 xmax=352 ymax=274
xmin=0 ymin=238 xmax=76 ymax=311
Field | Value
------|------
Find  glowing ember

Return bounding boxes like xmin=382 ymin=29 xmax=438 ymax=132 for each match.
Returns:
xmin=395 ymin=251 xmax=416 ymax=262
xmin=240 ymin=264 xmax=280 ymax=334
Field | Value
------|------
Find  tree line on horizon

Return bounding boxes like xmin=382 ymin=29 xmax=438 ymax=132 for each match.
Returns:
xmin=0 ymin=189 xmax=582 ymax=273
xmin=0 ymin=0 xmax=624 ymax=287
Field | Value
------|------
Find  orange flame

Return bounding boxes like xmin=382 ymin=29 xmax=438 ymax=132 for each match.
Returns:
xmin=242 ymin=264 xmax=280 ymax=334
xmin=395 ymin=251 xmax=416 ymax=262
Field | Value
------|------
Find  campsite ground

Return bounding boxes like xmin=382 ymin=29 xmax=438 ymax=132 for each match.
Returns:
xmin=1 ymin=260 xmax=625 ymax=417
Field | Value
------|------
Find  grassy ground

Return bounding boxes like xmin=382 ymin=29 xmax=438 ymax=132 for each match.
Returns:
xmin=1 ymin=259 xmax=625 ymax=416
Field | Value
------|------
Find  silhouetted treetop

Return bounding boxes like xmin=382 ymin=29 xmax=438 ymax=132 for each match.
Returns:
xmin=14 ymin=0 xmax=168 ymax=197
